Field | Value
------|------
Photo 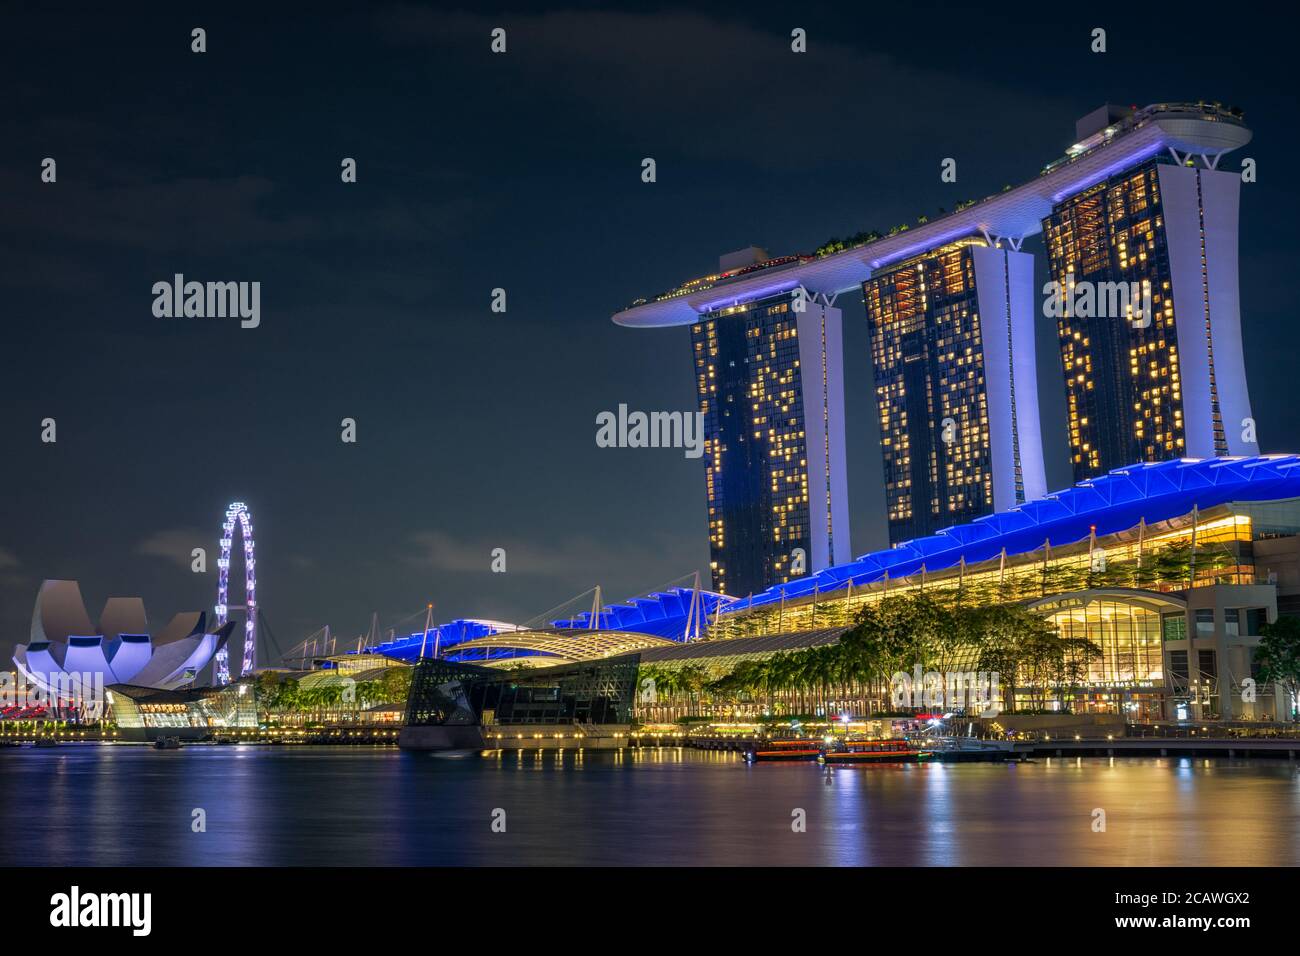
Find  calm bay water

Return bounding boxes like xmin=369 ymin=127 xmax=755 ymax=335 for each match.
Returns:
xmin=2 ymin=745 xmax=1298 ymax=866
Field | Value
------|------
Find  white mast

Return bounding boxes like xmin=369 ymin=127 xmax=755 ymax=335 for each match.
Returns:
xmin=419 ymin=604 xmax=434 ymax=659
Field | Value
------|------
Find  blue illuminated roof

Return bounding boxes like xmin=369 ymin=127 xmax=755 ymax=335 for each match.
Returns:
xmin=551 ymin=587 xmax=735 ymax=639
xmin=732 ymin=456 xmax=1300 ymax=611
xmin=354 ymin=458 xmax=1300 ymax=651
xmin=359 ymin=589 xmax=739 ymax=661
xmin=363 ymin=619 xmax=521 ymax=662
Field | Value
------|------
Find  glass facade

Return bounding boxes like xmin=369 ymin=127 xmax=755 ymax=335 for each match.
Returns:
xmin=863 ymin=239 xmax=994 ymax=543
xmin=707 ymin=506 xmax=1255 ymax=642
xmin=405 ymin=657 xmax=640 ymax=727
xmin=1043 ymin=158 xmax=1222 ymax=482
xmin=1039 ymin=599 xmax=1165 ymax=685
xmin=109 ymin=681 xmax=257 ymax=737
xmin=404 ymin=659 xmax=494 ymax=726
xmin=686 ymin=496 xmax=1284 ymax=719
xmin=691 ymin=295 xmax=811 ymax=597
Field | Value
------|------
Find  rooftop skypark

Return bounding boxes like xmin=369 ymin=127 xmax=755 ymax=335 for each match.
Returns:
xmin=613 ymin=102 xmax=1251 ymax=328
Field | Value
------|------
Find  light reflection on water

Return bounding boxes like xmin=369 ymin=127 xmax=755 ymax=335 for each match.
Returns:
xmin=2 ymin=746 xmax=1297 ymax=866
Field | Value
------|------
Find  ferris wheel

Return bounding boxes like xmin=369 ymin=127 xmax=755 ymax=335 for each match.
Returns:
xmin=214 ymin=501 xmax=257 ymax=685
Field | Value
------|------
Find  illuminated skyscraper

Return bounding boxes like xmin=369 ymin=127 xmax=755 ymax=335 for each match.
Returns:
xmin=685 ymin=253 xmax=851 ymax=596
xmin=615 ymin=103 xmax=1255 ymax=583
xmin=1044 ymin=144 xmax=1258 ymax=481
xmin=865 ymin=239 xmax=1046 ymax=543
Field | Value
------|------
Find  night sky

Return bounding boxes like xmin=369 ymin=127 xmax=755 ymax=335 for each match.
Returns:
xmin=2 ymin=2 xmax=1296 ymax=668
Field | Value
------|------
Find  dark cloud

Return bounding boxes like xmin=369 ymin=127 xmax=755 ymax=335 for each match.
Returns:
xmin=136 ymin=528 xmax=207 ymax=570
xmin=376 ymin=6 xmax=1071 ymax=169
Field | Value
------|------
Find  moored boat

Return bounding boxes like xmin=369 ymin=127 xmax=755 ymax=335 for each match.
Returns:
xmin=822 ymin=738 xmax=932 ymax=764
xmin=743 ymin=738 xmax=824 ymax=762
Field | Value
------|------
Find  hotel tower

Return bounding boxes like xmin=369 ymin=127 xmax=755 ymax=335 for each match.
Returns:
xmin=684 ymin=249 xmax=852 ymax=597
xmin=864 ymin=238 xmax=1045 ymax=543
xmin=614 ymin=103 xmax=1254 ymax=565
xmin=1042 ymin=106 xmax=1257 ymax=481
xmin=614 ymin=247 xmax=852 ymax=597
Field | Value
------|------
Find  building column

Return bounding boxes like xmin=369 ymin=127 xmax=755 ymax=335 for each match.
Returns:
xmin=972 ymin=245 xmax=1046 ymax=511
xmin=796 ymin=301 xmax=852 ymax=569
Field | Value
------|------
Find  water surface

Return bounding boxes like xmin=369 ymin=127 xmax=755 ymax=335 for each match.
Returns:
xmin=2 ymin=745 xmax=1296 ymax=865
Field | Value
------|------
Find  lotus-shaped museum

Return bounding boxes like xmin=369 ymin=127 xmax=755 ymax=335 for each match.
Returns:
xmin=13 ymin=580 xmax=233 ymax=692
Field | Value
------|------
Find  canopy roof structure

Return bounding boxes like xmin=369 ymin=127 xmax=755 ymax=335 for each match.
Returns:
xmin=638 ymin=627 xmax=848 ymax=664
xmin=365 ymin=619 xmax=525 ymax=662
xmin=295 ymin=665 xmax=397 ymax=689
xmin=361 ymin=587 xmax=734 ymax=664
xmin=732 ymin=456 xmax=1300 ymax=612
xmin=444 ymin=628 xmax=676 ymax=667
xmin=552 ymin=586 xmax=733 ymax=637
xmin=353 ymin=455 xmax=1300 ymax=661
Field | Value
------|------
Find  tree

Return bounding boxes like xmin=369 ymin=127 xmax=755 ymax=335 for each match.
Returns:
xmin=255 ymin=670 xmax=281 ymax=705
xmin=274 ymin=678 xmax=299 ymax=715
xmin=1039 ymin=561 xmax=1087 ymax=598
xmin=968 ymin=603 xmax=1103 ymax=712
xmin=671 ymin=593 xmax=1110 ymax=717
xmin=1014 ymin=626 xmax=1102 ymax=711
xmin=635 ymin=664 xmax=714 ymax=717
xmin=1255 ymin=616 xmax=1300 ymax=720
xmin=1152 ymin=543 xmax=1195 ymax=589
xmin=354 ymin=680 xmax=383 ymax=708
xmin=813 ymin=229 xmax=882 ymax=258
xmin=254 ymin=670 xmax=283 ymax=713
xmin=708 ymin=659 xmax=768 ymax=708
xmin=677 ymin=664 xmax=710 ymax=706
xmin=319 ymin=685 xmax=343 ymax=716
xmin=862 ymin=594 xmax=964 ymax=673
xmin=380 ymin=667 xmax=412 ymax=704
xmin=973 ymin=604 xmax=1033 ymax=710
xmin=258 ymin=675 xmax=299 ymax=718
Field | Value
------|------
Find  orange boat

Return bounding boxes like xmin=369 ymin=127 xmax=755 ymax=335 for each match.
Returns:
xmin=744 ymin=738 xmax=823 ymax=762
xmin=822 ymin=738 xmax=932 ymax=764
